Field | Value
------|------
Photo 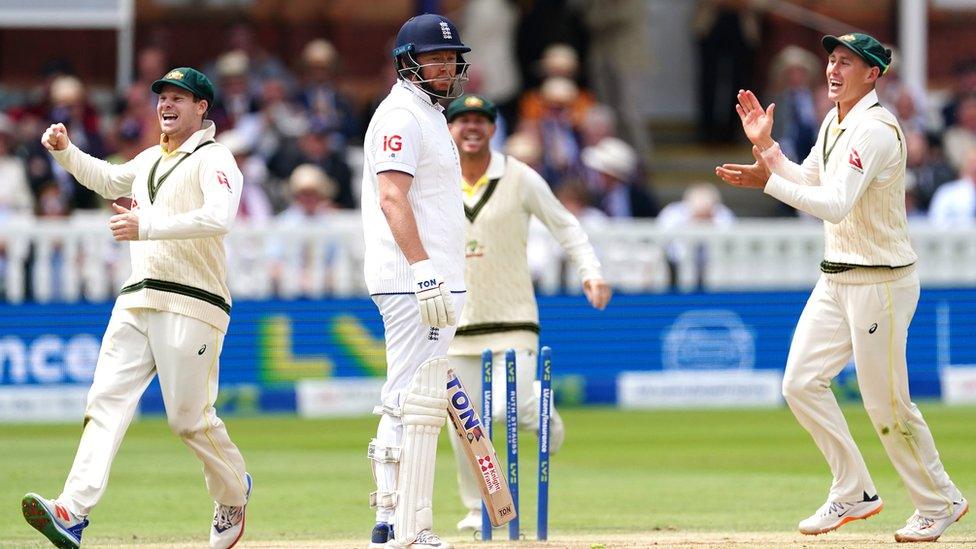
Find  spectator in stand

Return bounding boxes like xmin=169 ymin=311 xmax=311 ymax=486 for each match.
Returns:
xmin=532 ymin=77 xmax=587 ymax=186
xmin=580 ymin=104 xmax=618 ymax=148
xmin=904 ymin=130 xmax=956 ymax=213
xmin=581 ymin=0 xmax=654 ymax=160
xmin=271 ymin=164 xmax=340 ymax=297
xmin=693 ymin=0 xmax=760 ymax=143
xmin=106 ymin=117 xmax=144 ymax=165
xmin=45 ymin=75 xmax=105 ymax=210
xmin=225 ymin=22 xmax=294 ymax=92
xmin=505 ymin=131 xmax=544 ymax=173
xmin=278 ymin=163 xmax=340 ymax=220
xmin=657 ymin=182 xmax=736 ymax=288
xmin=267 ymin=116 xmax=354 ymax=209
xmin=555 ymin=180 xmax=607 ymax=226
xmin=581 ymin=136 xmax=657 ymax=217
xmin=768 ymin=46 xmax=820 ymax=163
xmin=943 ymin=93 xmax=976 ymax=173
xmin=941 ymin=59 xmax=976 ymax=129
xmin=890 ymin=85 xmax=929 ymax=135
xmin=929 ymin=147 xmax=976 ymax=228
xmin=208 ymin=50 xmax=260 ymax=135
xmin=295 ymin=39 xmax=358 ymax=146
xmin=519 ymin=44 xmax=596 ymax=129
xmin=117 ymin=83 xmax=160 ymax=151
xmin=876 ymin=46 xmax=930 ymax=134
xmin=0 ymin=113 xmax=33 ymax=300
xmin=0 ymin=113 xmax=34 ymax=219
xmin=252 ymin=76 xmax=307 ymax=161
xmin=459 ymin=0 xmax=522 ymax=124
xmin=130 ymin=46 xmax=168 ymax=104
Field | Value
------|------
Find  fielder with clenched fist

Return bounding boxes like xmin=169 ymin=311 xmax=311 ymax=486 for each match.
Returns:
xmin=22 ymin=67 xmax=251 ymax=549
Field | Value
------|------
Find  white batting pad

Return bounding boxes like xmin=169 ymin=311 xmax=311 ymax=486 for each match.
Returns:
xmin=393 ymin=357 xmax=449 ymax=544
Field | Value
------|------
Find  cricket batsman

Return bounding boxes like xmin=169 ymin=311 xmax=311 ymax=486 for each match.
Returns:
xmin=361 ymin=13 xmax=470 ymax=549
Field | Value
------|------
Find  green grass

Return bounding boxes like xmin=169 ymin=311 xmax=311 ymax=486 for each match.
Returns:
xmin=2 ymin=405 xmax=974 ymax=546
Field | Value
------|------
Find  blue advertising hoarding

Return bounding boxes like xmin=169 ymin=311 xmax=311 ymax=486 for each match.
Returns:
xmin=1 ymin=290 xmax=975 ymax=413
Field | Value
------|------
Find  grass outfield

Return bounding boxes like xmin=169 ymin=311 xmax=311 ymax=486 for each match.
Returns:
xmin=2 ymin=405 xmax=974 ymax=547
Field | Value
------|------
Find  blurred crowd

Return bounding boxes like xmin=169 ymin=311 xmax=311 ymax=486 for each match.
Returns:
xmin=0 ymin=11 xmax=973 ymax=228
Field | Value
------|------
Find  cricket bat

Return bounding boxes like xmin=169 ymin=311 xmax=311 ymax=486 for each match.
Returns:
xmin=446 ymin=368 xmax=517 ymax=527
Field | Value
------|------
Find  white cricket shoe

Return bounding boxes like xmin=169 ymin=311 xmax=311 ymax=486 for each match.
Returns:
xmin=456 ymin=509 xmax=482 ymax=532
xmin=894 ymin=498 xmax=968 ymax=542
xmin=387 ymin=529 xmax=453 ymax=549
xmin=411 ymin=530 xmax=453 ymax=548
xmin=798 ymin=493 xmax=884 ymax=535
xmin=210 ymin=472 xmax=252 ymax=549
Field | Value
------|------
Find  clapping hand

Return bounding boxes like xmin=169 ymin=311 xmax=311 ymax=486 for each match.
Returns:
xmin=715 ymin=146 xmax=771 ymax=189
xmin=735 ymin=90 xmax=776 ymax=150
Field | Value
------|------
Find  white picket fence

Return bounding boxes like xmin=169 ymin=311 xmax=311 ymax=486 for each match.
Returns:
xmin=2 ymin=213 xmax=975 ymax=303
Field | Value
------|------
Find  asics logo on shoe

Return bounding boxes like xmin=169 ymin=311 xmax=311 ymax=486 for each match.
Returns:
xmin=55 ymin=504 xmax=71 ymax=522
xmin=198 ymin=344 xmax=207 ymax=355
xmin=869 ymin=323 xmax=878 ymax=334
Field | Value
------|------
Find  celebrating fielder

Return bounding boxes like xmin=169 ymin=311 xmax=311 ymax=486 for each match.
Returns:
xmin=716 ymin=33 xmax=967 ymax=542
xmin=445 ymin=93 xmax=611 ymax=533
xmin=361 ymin=13 xmax=470 ymax=549
xmin=22 ymin=68 xmax=251 ymax=549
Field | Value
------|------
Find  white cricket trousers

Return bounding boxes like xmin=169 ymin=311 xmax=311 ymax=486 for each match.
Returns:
xmin=447 ymin=348 xmax=565 ymax=512
xmin=58 ymin=307 xmax=248 ymax=517
xmin=371 ymin=293 xmax=466 ymax=523
xmin=783 ymin=272 xmax=962 ymax=518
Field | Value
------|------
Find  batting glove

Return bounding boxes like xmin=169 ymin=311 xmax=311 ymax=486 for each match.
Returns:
xmin=410 ymin=259 xmax=456 ymax=328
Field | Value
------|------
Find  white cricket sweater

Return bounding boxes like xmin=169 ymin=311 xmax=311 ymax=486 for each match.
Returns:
xmin=762 ymin=90 xmax=917 ymax=284
xmin=51 ymin=121 xmax=243 ymax=332
xmin=450 ymin=152 xmax=602 ymax=356
xmin=360 ymin=80 xmax=466 ymax=294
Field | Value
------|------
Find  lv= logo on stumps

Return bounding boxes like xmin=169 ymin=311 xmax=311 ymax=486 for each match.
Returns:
xmin=505 ymin=349 xmax=520 ymax=541
xmin=537 ymin=346 xmax=552 ymax=541
xmin=477 ymin=347 xmax=553 ymax=542
xmin=445 ymin=358 xmax=517 ymax=534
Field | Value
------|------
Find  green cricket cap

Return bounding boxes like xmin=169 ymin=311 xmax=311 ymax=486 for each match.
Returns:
xmin=822 ymin=33 xmax=892 ymax=75
xmin=151 ymin=67 xmax=215 ymax=104
xmin=446 ymin=94 xmax=497 ymax=123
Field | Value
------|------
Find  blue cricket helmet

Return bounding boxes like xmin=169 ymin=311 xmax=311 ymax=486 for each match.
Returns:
xmin=392 ymin=14 xmax=471 ymax=100
xmin=393 ymin=13 xmax=470 ymax=59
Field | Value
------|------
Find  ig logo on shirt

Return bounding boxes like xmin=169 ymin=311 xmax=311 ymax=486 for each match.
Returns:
xmin=383 ymin=135 xmax=403 ymax=152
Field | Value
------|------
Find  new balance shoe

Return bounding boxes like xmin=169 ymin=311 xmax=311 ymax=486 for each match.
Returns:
xmin=798 ymin=492 xmax=884 ymax=535
xmin=21 ymin=493 xmax=89 ymax=549
xmin=369 ymin=522 xmax=393 ymax=549
xmin=456 ymin=509 xmax=482 ymax=532
xmin=210 ymin=472 xmax=252 ymax=549
xmin=894 ymin=498 xmax=968 ymax=542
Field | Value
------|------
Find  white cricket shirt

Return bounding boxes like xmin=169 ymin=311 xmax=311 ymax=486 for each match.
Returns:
xmin=761 ymin=89 xmax=917 ymax=283
xmin=361 ymin=80 xmax=466 ymax=294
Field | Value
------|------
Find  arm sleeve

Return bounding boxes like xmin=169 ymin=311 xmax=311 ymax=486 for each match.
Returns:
xmin=763 ymin=121 xmax=898 ymax=224
xmin=138 ymin=149 xmax=243 ymax=240
xmin=50 ymin=143 xmax=138 ymax=199
xmin=518 ymin=164 xmax=603 ymax=280
xmin=371 ymin=108 xmax=423 ymax=176
xmin=760 ymin=140 xmax=821 ymax=187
